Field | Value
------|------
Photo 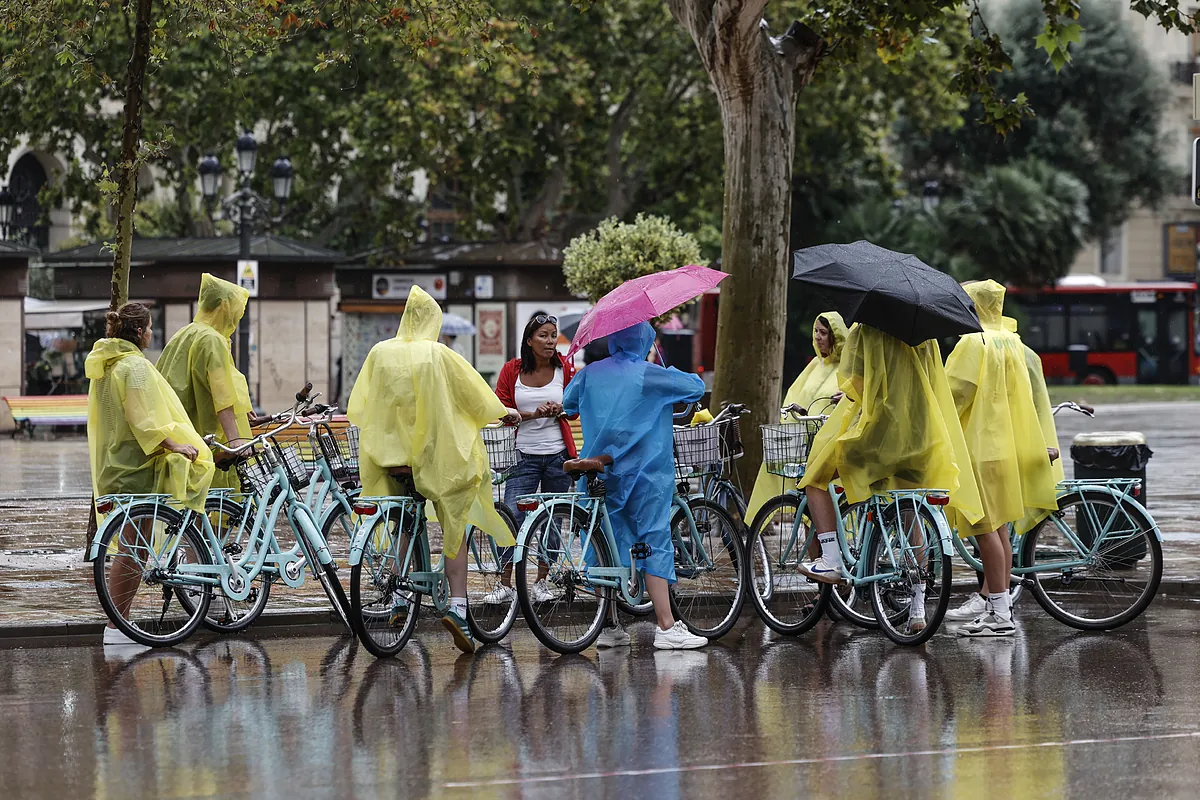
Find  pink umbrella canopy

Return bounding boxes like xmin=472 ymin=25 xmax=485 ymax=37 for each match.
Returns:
xmin=566 ymin=264 xmax=729 ymax=358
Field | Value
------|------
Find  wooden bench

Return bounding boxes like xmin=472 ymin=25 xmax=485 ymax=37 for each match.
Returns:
xmin=252 ymin=415 xmax=352 ymax=463
xmin=2 ymin=394 xmax=89 ymax=436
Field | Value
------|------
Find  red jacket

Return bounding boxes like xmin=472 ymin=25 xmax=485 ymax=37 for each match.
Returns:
xmin=494 ymin=357 xmax=578 ymax=458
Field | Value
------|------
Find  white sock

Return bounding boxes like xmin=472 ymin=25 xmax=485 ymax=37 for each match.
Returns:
xmin=988 ymin=592 xmax=1010 ymax=620
xmin=910 ymin=584 xmax=926 ymax=612
xmin=450 ymin=596 xmax=467 ymax=618
xmin=817 ymin=532 xmax=840 ymax=565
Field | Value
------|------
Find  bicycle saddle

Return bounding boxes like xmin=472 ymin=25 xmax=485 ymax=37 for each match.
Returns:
xmin=563 ymin=454 xmax=613 ymax=476
xmin=388 ymin=466 xmax=414 ymax=477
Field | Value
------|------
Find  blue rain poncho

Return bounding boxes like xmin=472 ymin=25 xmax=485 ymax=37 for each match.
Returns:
xmin=562 ymin=322 xmax=705 ymax=583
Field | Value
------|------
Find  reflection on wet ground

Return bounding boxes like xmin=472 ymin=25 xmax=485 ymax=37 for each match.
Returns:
xmin=2 ymin=608 xmax=1199 ymax=799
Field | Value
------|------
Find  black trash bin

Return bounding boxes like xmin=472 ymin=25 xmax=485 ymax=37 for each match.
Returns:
xmin=1070 ymin=432 xmax=1153 ymax=564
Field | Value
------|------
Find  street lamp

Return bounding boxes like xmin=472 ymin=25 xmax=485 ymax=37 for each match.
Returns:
xmin=922 ymin=180 xmax=941 ymax=214
xmin=198 ymin=154 xmax=222 ymax=200
xmin=235 ymin=131 xmax=258 ymax=175
xmin=199 ymin=133 xmax=296 ymax=382
xmin=0 ymin=185 xmax=14 ymax=240
xmin=269 ymin=157 xmax=294 ymax=203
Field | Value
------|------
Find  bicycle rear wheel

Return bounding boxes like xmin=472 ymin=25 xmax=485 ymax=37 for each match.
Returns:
xmin=185 ymin=496 xmax=271 ymax=633
xmin=93 ymin=504 xmax=213 ymax=647
xmin=867 ymin=501 xmax=951 ymax=646
xmin=828 ymin=500 xmax=879 ymax=630
xmin=746 ymin=494 xmax=827 ymax=635
xmin=516 ymin=503 xmax=611 ymax=654
xmin=1021 ymin=490 xmax=1162 ymax=630
xmin=466 ymin=502 xmax=520 ymax=644
xmin=349 ymin=507 xmax=424 ymax=658
xmin=670 ymin=498 xmax=746 ymax=639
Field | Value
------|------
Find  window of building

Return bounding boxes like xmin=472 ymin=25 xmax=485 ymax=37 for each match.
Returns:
xmin=1099 ymin=226 xmax=1124 ymax=275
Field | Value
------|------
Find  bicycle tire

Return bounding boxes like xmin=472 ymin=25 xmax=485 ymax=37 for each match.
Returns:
xmin=320 ymin=488 xmax=360 ymax=571
xmin=745 ymin=494 xmax=829 ymax=635
xmin=93 ymin=503 xmax=213 ymax=647
xmin=867 ymin=501 xmax=952 ymax=646
xmin=184 ymin=496 xmax=272 ymax=634
xmin=466 ymin=502 xmax=521 ymax=644
xmin=828 ymin=500 xmax=879 ymax=630
xmin=1021 ymin=490 xmax=1162 ymax=630
xmin=670 ymin=497 xmax=746 ymax=639
xmin=349 ymin=507 xmax=423 ymax=657
xmin=517 ymin=503 xmax=611 ymax=654
xmin=294 ymin=505 xmax=351 ymax=631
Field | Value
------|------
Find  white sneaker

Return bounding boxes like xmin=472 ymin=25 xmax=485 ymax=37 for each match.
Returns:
xmin=653 ymin=621 xmax=708 ymax=650
xmin=957 ymin=611 xmax=1016 ymax=638
xmin=481 ymin=584 xmax=516 ymax=605
xmin=530 ymin=579 xmax=555 ymax=603
xmin=799 ymin=556 xmax=846 ymax=585
xmin=907 ymin=603 xmax=927 ymax=634
xmin=945 ymin=593 xmax=988 ymax=621
xmin=596 ymin=625 xmax=631 ymax=648
xmin=102 ymin=626 xmax=145 ymax=647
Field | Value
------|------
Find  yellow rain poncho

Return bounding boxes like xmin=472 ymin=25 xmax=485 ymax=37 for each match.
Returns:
xmin=87 ymin=338 xmax=215 ymax=511
xmin=347 ymin=285 xmax=514 ymax=558
xmin=945 ymin=281 xmax=1058 ymax=536
xmin=156 ymin=274 xmax=253 ymax=490
xmin=799 ymin=324 xmax=984 ymax=526
xmin=1003 ymin=315 xmax=1065 ymax=533
xmin=746 ymin=311 xmax=848 ymax=522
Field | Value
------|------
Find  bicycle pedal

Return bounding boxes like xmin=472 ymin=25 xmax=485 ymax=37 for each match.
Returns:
xmin=630 ymin=543 xmax=652 ymax=560
xmin=222 ymin=543 xmax=243 ymax=556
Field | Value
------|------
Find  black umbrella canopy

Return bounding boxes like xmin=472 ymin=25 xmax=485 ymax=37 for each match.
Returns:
xmin=791 ymin=241 xmax=982 ymax=345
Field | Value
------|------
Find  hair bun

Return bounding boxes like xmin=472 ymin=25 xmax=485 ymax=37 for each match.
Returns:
xmin=106 ymin=311 xmax=121 ymax=324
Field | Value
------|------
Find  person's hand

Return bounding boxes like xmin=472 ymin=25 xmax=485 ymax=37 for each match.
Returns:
xmin=165 ymin=441 xmax=199 ymax=462
xmin=1048 ymin=447 xmax=1060 ymax=463
xmin=543 ymin=402 xmax=564 ymax=418
xmin=502 ymin=411 xmax=522 ymax=426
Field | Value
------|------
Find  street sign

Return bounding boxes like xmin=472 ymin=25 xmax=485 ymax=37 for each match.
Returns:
xmin=372 ymin=273 xmax=447 ymax=300
xmin=475 ymin=274 xmax=495 ymax=299
xmin=238 ymin=259 xmax=259 ymax=298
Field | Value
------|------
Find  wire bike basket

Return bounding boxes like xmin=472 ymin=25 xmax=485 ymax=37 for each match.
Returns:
xmin=482 ymin=425 xmax=520 ymax=476
xmin=234 ymin=438 xmax=312 ymax=495
xmin=312 ymin=422 xmax=360 ymax=483
xmin=673 ymin=420 xmax=736 ymax=480
xmin=761 ymin=416 xmax=827 ymax=479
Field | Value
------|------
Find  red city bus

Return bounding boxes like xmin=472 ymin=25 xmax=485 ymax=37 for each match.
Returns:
xmin=1006 ymin=279 xmax=1198 ymax=385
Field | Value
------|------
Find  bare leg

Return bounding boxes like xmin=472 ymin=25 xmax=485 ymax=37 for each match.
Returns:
xmin=976 ymin=528 xmax=1010 ymax=600
xmin=805 ymin=486 xmax=838 ymax=535
xmin=646 ymin=574 xmax=676 ymax=630
xmin=446 ymin=542 xmax=468 ymax=599
xmin=107 ymin=520 xmax=149 ymax=627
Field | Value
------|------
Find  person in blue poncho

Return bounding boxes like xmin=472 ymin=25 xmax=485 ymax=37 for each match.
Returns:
xmin=563 ymin=321 xmax=709 ymax=651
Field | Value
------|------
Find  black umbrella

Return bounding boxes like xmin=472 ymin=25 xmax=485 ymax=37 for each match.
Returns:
xmin=792 ymin=240 xmax=982 ymax=345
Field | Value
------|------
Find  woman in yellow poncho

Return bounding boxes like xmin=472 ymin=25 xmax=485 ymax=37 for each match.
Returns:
xmin=156 ymin=273 xmax=254 ymax=490
xmin=944 ymin=280 xmax=1059 ymax=638
xmin=347 ymin=285 xmax=516 ymax=654
xmin=797 ymin=322 xmax=983 ymax=632
xmin=87 ymin=303 xmax=215 ymax=644
xmin=745 ymin=312 xmax=847 ymax=526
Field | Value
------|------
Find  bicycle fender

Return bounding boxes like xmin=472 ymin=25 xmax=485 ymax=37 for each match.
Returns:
xmin=347 ymin=508 xmax=384 ymax=566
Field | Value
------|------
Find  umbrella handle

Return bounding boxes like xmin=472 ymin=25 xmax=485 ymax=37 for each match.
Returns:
xmin=654 ymin=341 xmax=667 ymax=366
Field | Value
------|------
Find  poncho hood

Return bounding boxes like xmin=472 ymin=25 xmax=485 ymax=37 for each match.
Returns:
xmin=397 ymin=285 xmax=443 ymax=342
xmin=609 ymin=322 xmax=656 ymax=361
xmin=194 ymin=273 xmax=249 ymax=338
xmin=964 ymin=280 xmax=1005 ymax=332
xmin=814 ymin=311 xmax=848 ymax=365
xmin=85 ymin=338 xmax=142 ymax=380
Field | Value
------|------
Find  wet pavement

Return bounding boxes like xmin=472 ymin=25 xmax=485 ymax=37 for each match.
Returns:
xmin=2 ymin=402 xmax=1200 ymax=628
xmin=2 ymin=607 xmax=1200 ymax=799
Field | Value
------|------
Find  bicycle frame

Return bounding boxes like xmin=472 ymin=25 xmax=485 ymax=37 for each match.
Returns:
xmin=951 ymin=477 xmax=1159 ymax=580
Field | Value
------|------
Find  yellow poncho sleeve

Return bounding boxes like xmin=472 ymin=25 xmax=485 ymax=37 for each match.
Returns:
xmin=87 ymin=339 xmax=215 ymax=512
xmin=798 ymin=325 xmax=984 ymax=526
xmin=347 ymin=286 xmax=513 ymax=558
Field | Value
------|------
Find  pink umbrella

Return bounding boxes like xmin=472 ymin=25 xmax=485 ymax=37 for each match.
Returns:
xmin=566 ymin=264 xmax=729 ymax=358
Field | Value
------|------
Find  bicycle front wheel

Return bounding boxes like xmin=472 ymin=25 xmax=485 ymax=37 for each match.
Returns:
xmin=466 ymin=503 xmax=520 ymax=644
xmin=1021 ymin=490 xmax=1162 ymax=630
xmin=746 ymin=494 xmax=827 ymax=635
xmin=867 ymin=501 xmax=951 ymax=646
xmin=670 ymin=498 xmax=746 ymax=639
xmin=93 ymin=503 xmax=213 ymax=647
xmin=828 ymin=500 xmax=879 ymax=630
xmin=516 ymin=503 xmax=611 ymax=654
xmin=349 ymin=508 xmax=424 ymax=658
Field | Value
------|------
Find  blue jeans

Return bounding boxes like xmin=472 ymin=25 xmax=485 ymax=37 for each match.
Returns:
xmin=501 ymin=449 xmax=571 ymax=566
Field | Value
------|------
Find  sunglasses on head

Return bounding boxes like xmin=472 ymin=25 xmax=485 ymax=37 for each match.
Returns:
xmin=532 ymin=314 xmax=558 ymax=326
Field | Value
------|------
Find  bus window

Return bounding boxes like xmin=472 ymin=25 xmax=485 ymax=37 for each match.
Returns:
xmin=1023 ymin=306 xmax=1065 ymax=350
xmin=1069 ymin=303 xmax=1111 ymax=349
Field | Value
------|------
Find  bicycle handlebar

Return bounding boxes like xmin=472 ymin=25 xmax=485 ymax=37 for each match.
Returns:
xmin=1052 ymin=401 xmax=1095 ymax=418
xmin=204 ymin=385 xmax=320 ymax=455
xmin=672 ymin=402 xmax=698 ymax=422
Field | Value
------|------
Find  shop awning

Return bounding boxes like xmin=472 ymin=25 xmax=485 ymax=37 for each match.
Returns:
xmin=24 ymin=298 xmax=110 ymax=330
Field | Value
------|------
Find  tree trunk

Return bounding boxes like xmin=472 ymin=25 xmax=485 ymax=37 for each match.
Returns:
xmin=108 ymin=0 xmax=154 ymax=312
xmin=667 ymin=0 xmax=822 ymax=483
xmin=89 ymin=0 xmax=153 ymax=553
